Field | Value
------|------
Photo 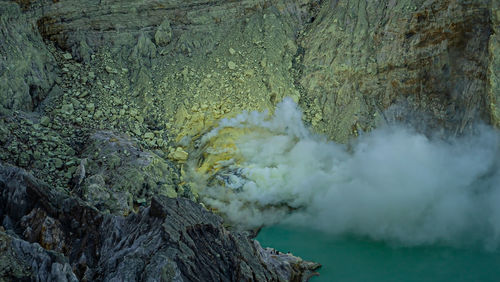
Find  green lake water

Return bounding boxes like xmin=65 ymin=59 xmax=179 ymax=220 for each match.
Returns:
xmin=257 ymin=225 xmax=500 ymax=282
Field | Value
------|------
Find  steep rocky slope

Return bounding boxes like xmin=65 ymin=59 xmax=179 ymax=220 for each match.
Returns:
xmin=0 ymin=2 xmax=57 ymax=114
xmin=0 ymin=0 xmax=499 ymax=280
xmin=298 ymin=0 xmax=498 ymax=142
xmin=0 ymin=163 xmax=319 ymax=280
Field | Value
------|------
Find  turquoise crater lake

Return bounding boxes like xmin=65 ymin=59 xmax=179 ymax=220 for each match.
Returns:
xmin=257 ymin=225 xmax=500 ymax=282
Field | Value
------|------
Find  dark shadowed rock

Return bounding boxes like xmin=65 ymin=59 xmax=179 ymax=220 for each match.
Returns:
xmin=0 ymin=163 xmax=320 ymax=281
xmin=0 ymin=230 xmax=78 ymax=281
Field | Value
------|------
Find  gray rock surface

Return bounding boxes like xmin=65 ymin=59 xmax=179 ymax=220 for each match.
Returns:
xmin=0 ymin=163 xmax=320 ymax=281
xmin=0 ymin=230 xmax=78 ymax=281
xmin=77 ymin=131 xmax=182 ymax=215
xmin=0 ymin=1 xmax=57 ymax=114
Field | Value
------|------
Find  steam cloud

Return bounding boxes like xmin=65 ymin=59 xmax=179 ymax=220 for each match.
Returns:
xmin=195 ymin=98 xmax=500 ymax=249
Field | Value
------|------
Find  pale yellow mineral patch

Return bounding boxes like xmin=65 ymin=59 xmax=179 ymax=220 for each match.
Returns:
xmin=169 ymin=147 xmax=189 ymax=162
xmin=227 ymin=61 xmax=237 ymax=70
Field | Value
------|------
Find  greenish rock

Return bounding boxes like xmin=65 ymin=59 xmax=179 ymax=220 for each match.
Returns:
xmin=113 ymin=97 xmax=122 ymax=105
xmin=0 ymin=125 xmax=8 ymax=144
xmin=146 ymin=139 xmax=156 ymax=147
xmin=8 ymin=144 xmax=18 ymax=154
xmin=107 ymin=153 xmax=122 ymax=170
xmin=62 ymin=53 xmax=73 ymax=60
xmin=79 ymin=131 xmax=181 ymax=215
xmin=18 ymin=152 xmax=30 ymax=167
xmin=78 ymin=91 xmax=89 ymax=98
xmin=136 ymin=115 xmax=144 ymax=123
xmin=82 ymin=175 xmax=116 ymax=211
xmin=130 ymin=67 xmax=154 ymax=94
xmin=132 ymin=126 xmax=141 ymax=136
xmin=61 ymin=103 xmax=74 ymax=115
xmin=160 ymin=184 xmax=177 ymax=198
xmin=154 ymin=18 xmax=173 ymax=47
xmin=0 ymin=2 xmax=56 ymax=112
xmin=227 ymin=61 xmax=237 ymax=70
xmin=131 ymin=33 xmax=157 ymax=66
xmin=105 ymin=66 xmax=119 ymax=74
xmin=53 ymin=158 xmax=63 ymax=169
xmin=33 ymin=149 xmax=42 ymax=159
xmin=86 ymin=103 xmax=95 ymax=113
xmin=299 ymin=0 xmax=493 ymax=141
xmin=74 ymin=39 xmax=92 ymax=63
xmin=70 ymin=98 xmax=80 ymax=109
xmin=94 ymin=110 xmax=103 ymax=119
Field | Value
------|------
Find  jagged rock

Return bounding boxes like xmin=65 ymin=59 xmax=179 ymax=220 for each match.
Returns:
xmin=0 ymin=163 xmax=320 ymax=281
xmin=9 ymin=0 xmax=498 ymax=141
xmin=77 ymin=131 xmax=182 ymax=215
xmin=1 ymin=1 xmax=497 ymax=280
xmin=130 ymin=33 xmax=157 ymax=67
xmin=0 ymin=230 xmax=78 ymax=281
xmin=256 ymin=240 xmax=321 ymax=281
xmin=30 ymin=0 xmax=302 ymax=53
xmin=155 ymin=18 xmax=173 ymax=47
xmin=0 ymin=2 xmax=57 ymax=113
xmin=298 ymin=0 xmax=496 ymax=142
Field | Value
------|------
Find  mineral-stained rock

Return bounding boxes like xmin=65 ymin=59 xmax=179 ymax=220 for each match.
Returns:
xmin=155 ymin=18 xmax=173 ymax=47
xmin=169 ymin=146 xmax=189 ymax=162
xmin=8 ymin=0 xmax=498 ymax=144
xmin=0 ymin=2 xmax=57 ymax=113
xmin=0 ymin=230 xmax=78 ymax=281
xmin=29 ymin=0 xmax=309 ymax=55
xmin=77 ymin=131 xmax=182 ymax=215
xmin=298 ymin=0 xmax=496 ymax=142
xmin=489 ymin=1 xmax=500 ymax=127
xmin=0 ymin=162 xmax=320 ymax=281
xmin=13 ymin=0 xmax=317 ymax=144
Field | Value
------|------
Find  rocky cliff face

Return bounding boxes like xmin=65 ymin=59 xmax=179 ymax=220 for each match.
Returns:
xmin=298 ymin=0 xmax=497 ymax=142
xmin=0 ymin=163 xmax=319 ymax=281
xmin=0 ymin=2 xmax=57 ymax=114
xmin=489 ymin=0 xmax=500 ymax=127
xmin=0 ymin=0 xmax=498 ymax=280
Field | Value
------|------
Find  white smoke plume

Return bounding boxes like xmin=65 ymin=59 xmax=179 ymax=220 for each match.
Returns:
xmin=194 ymin=98 xmax=500 ymax=249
